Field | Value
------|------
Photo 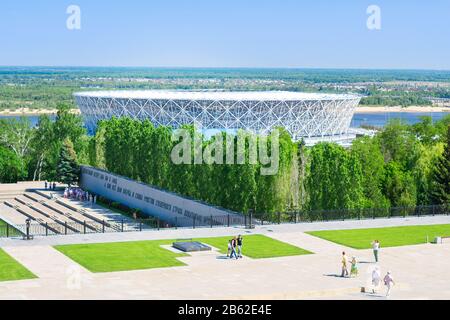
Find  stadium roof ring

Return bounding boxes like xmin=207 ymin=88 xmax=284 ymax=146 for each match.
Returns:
xmin=74 ymin=90 xmax=361 ymax=143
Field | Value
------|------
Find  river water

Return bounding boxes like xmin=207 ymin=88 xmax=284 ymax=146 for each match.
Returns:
xmin=1 ymin=112 xmax=449 ymax=129
xmin=351 ymin=112 xmax=449 ymax=128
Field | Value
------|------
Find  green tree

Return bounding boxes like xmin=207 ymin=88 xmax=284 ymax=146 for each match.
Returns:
xmin=351 ymin=136 xmax=390 ymax=208
xmin=410 ymin=116 xmax=438 ymax=145
xmin=379 ymin=119 xmax=420 ymax=170
xmin=29 ymin=115 xmax=58 ymax=181
xmin=28 ymin=104 xmax=87 ymax=181
xmin=383 ymin=161 xmax=417 ymax=207
xmin=0 ymin=117 xmax=34 ymax=159
xmin=435 ymin=114 xmax=450 ymax=143
xmin=307 ymin=143 xmax=365 ymax=211
xmin=430 ymin=125 xmax=450 ymax=204
xmin=56 ymin=139 xmax=80 ymax=187
xmin=414 ymin=143 xmax=444 ymax=205
xmin=54 ymin=103 xmax=86 ymax=155
xmin=0 ymin=146 xmax=26 ymax=183
xmin=88 ymin=121 xmax=107 ymax=169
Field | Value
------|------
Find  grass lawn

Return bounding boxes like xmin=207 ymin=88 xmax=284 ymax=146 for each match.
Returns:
xmin=55 ymin=235 xmax=312 ymax=273
xmin=55 ymin=240 xmax=188 ymax=273
xmin=196 ymin=235 xmax=313 ymax=259
xmin=307 ymin=224 xmax=450 ymax=249
xmin=0 ymin=249 xmax=36 ymax=282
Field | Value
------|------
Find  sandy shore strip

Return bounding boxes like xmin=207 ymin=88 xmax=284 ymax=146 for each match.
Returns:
xmin=0 ymin=108 xmax=81 ymax=116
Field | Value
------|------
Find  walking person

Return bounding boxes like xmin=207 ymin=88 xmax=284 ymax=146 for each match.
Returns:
xmin=45 ymin=181 xmax=48 ymax=190
xmin=384 ymin=271 xmax=395 ymax=297
xmin=227 ymin=240 xmax=232 ymax=258
xmin=350 ymin=256 xmax=358 ymax=277
xmin=371 ymin=266 xmax=382 ymax=294
xmin=229 ymin=237 xmax=238 ymax=260
xmin=372 ymin=240 xmax=380 ymax=263
xmin=341 ymin=252 xmax=349 ymax=277
xmin=237 ymin=235 xmax=243 ymax=258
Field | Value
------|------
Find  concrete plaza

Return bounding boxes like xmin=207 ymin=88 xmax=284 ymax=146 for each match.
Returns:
xmin=0 ymin=216 xmax=450 ymax=300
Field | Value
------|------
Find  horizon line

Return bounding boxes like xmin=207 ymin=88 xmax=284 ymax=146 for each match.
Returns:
xmin=1 ymin=65 xmax=450 ymax=72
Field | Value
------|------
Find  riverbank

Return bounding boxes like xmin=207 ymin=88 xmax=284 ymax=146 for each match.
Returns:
xmin=356 ymin=105 xmax=450 ymax=113
xmin=0 ymin=108 xmax=80 ymax=116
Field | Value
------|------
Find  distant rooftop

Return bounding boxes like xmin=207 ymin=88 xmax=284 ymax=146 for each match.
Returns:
xmin=74 ymin=90 xmax=360 ymax=101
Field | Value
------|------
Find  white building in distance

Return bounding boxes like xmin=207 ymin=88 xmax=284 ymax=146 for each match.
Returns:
xmin=75 ymin=90 xmax=361 ymax=145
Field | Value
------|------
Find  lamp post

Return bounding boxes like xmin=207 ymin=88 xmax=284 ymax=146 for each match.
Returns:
xmin=25 ymin=219 xmax=31 ymax=240
xmin=246 ymin=210 xmax=255 ymax=229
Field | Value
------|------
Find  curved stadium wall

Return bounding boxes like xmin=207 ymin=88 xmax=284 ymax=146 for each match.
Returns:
xmin=74 ymin=91 xmax=361 ymax=142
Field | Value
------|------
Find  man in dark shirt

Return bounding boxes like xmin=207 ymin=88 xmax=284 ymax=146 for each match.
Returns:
xmin=237 ymin=235 xmax=243 ymax=258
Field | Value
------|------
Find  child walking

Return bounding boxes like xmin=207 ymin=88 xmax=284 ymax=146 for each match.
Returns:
xmin=350 ymin=256 xmax=358 ymax=277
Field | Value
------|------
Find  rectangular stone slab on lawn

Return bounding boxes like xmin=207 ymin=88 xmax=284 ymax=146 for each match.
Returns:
xmin=307 ymin=224 xmax=450 ymax=249
xmin=0 ymin=249 xmax=36 ymax=282
xmin=196 ymin=235 xmax=313 ymax=259
xmin=55 ymin=240 xmax=188 ymax=273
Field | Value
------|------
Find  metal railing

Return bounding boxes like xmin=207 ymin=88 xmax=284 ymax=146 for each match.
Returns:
xmin=0 ymin=204 xmax=448 ymax=239
xmin=255 ymin=204 xmax=450 ymax=225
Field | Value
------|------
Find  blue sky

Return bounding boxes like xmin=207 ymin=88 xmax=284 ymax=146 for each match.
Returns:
xmin=1 ymin=0 xmax=449 ymax=69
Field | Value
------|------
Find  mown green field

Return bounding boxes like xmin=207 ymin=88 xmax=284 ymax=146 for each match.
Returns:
xmin=197 ymin=235 xmax=313 ymax=259
xmin=55 ymin=240 xmax=187 ymax=273
xmin=55 ymin=235 xmax=312 ymax=273
xmin=307 ymin=224 xmax=450 ymax=249
xmin=0 ymin=249 xmax=36 ymax=282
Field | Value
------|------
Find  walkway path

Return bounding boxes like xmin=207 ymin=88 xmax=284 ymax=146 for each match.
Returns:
xmin=1 ymin=215 xmax=449 ymax=300
xmin=1 ymin=236 xmax=450 ymax=300
xmin=1 ymin=215 xmax=449 ymax=248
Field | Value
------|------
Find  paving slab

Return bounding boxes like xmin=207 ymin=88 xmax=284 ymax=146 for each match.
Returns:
xmin=0 ymin=215 xmax=450 ymax=300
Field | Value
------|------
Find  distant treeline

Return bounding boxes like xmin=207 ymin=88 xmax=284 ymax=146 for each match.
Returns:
xmin=2 ymin=67 xmax=450 ymax=82
xmin=360 ymin=95 xmax=433 ymax=107
xmin=1 ymin=68 xmax=450 ymax=111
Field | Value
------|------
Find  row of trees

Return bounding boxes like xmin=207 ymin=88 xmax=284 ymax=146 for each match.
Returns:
xmin=360 ymin=95 xmax=432 ymax=107
xmin=90 ymin=118 xmax=297 ymax=214
xmin=87 ymin=116 xmax=450 ymax=215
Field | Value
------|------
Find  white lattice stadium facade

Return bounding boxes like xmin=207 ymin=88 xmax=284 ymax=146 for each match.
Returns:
xmin=74 ymin=91 xmax=361 ymax=144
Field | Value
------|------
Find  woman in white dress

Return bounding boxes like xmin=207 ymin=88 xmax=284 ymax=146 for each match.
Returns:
xmin=371 ymin=267 xmax=382 ymax=294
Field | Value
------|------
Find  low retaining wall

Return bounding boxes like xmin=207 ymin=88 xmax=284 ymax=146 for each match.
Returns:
xmin=80 ymin=166 xmax=243 ymax=227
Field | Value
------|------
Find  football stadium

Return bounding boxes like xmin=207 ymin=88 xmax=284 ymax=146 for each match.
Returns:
xmin=75 ymin=91 xmax=361 ymax=144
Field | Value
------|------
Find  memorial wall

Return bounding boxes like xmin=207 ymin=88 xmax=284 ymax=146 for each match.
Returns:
xmin=80 ymin=166 xmax=242 ymax=227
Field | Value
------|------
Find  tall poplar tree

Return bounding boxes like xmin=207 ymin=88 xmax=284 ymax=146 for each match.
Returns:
xmin=430 ymin=125 xmax=450 ymax=204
